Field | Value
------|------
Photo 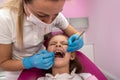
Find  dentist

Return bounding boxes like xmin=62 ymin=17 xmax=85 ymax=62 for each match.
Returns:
xmin=0 ymin=0 xmax=84 ymax=80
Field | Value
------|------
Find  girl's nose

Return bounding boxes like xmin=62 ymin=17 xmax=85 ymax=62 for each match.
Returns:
xmin=56 ymin=44 xmax=62 ymax=47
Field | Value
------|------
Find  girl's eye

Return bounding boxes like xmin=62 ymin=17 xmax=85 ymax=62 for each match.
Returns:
xmin=64 ymin=43 xmax=68 ymax=45
xmin=62 ymin=43 xmax=68 ymax=45
xmin=49 ymin=43 xmax=56 ymax=45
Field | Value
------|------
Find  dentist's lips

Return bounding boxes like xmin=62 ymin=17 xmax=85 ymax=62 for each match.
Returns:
xmin=55 ymin=51 xmax=65 ymax=58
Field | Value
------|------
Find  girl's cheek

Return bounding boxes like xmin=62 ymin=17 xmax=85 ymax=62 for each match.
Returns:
xmin=48 ymin=47 xmax=54 ymax=52
xmin=63 ymin=46 xmax=68 ymax=51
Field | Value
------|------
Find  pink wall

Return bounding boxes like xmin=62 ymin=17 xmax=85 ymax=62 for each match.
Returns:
xmin=87 ymin=0 xmax=120 ymax=79
xmin=0 ymin=0 xmax=3 ymax=1
xmin=62 ymin=0 xmax=89 ymax=18
xmin=63 ymin=0 xmax=120 ymax=79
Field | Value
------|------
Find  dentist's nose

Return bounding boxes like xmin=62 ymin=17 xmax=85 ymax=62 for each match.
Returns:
xmin=43 ymin=16 xmax=53 ymax=24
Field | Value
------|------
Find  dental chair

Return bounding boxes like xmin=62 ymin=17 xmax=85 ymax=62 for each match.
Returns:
xmin=18 ymin=51 xmax=107 ymax=80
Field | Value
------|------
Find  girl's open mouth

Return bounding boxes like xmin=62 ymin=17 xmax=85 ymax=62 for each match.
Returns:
xmin=54 ymin=50 xmax=65 ymax=58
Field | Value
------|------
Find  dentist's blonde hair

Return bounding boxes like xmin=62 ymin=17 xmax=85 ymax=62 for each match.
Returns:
xmin=1 ymin=0 xmax=24 ymax=49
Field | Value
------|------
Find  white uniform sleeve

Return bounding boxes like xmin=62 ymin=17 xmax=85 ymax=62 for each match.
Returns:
xmin=54 ymin=13 xmax=69 ymax=30
xmin=37 ymin=77 xmax=45 ymax=80
xmin=0 ymin=10 xmax=13 ymax=44
xmin=79 ymin=73 xmax=92 ymax=79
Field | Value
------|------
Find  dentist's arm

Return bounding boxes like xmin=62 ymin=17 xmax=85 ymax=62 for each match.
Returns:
xmin=0 ymin=44 xmax=54 ymax=71
xmin=63 ymin=25 xmax=78 ymax=36
xmin=0 ymin=44 xmax=24 ymax=71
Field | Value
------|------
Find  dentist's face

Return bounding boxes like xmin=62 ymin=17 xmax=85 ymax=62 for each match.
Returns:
xmin=25 ymin=0 xmax=65 ymax=24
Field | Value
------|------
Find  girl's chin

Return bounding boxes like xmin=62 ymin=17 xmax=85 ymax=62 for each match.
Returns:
xmin=54 ymin=59 xmax=64 ymax=66
xmin=54 ymin=57 xmax=65 ymax=62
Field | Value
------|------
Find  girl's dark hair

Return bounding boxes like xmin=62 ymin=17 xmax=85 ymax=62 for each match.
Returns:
xmin=70 ymin=53 xmax=83 ymax=73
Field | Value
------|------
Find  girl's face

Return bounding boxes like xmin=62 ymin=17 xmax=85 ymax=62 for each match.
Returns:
xmin=25 ymin=0 xmax=65 ymax=24
xmin=47 ymin=35 xmax=75 ymax=68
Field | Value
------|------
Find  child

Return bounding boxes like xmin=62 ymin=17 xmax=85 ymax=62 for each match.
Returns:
xmin=37 ymin=32 xmax=98 ymax=80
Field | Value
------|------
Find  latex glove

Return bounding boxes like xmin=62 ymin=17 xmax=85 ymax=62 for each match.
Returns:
xmin=22 ymin=50 xmax=54 ymax=70
xmin=67 ymin=34 xmax=84 ymax=52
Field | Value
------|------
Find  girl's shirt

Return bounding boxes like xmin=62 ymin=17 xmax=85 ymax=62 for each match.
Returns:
xmin=37 ymin=69 xmax=98 ymax=80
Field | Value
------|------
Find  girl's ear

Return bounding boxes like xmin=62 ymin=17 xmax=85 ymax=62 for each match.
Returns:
xmin=70 ymin=52 xmax=75 ymax=60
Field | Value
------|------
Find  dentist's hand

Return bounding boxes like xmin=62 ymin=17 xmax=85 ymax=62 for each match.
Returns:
xmin=22 ymin=50 xmax=54 ymax=70
xmin=67 ymin=34 xmax=84 ymax=52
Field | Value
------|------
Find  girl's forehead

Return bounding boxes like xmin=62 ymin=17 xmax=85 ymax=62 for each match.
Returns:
xmin=50 ymin=35 xmax=68 ymax=41
xmin=52 ymin=35 xmax=68 ymax=39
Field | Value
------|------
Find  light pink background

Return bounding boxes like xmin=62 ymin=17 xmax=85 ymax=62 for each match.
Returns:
xmin=62 ymin=0 xmax=120 ymax=79
xmin=62 ymin=0 xmax=89 ymax=18
xmin=88 ymin=0 xmax=120 ymax=79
